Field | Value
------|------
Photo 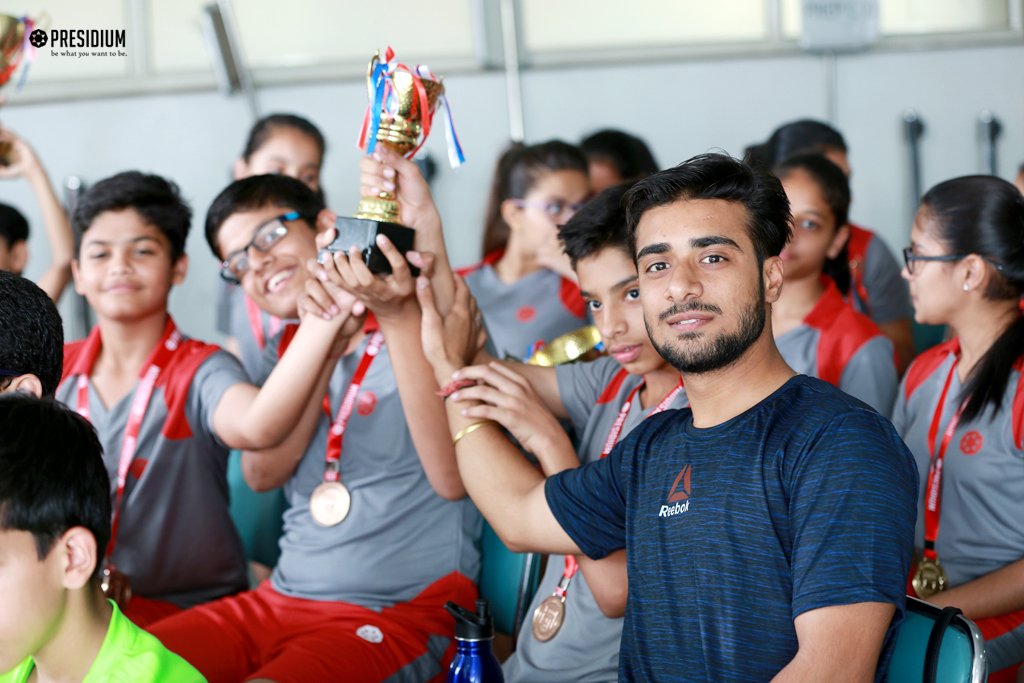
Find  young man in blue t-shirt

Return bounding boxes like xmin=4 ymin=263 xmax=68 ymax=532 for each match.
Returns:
xmin=418 ymin=153 xmax=919 ymax=682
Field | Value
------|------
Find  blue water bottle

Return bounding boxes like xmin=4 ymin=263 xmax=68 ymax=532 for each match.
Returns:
xmin=446 ymin=599 xmax=504 ymax=683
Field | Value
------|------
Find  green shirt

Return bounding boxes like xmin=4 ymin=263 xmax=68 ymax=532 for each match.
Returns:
xmin=0 ymin=601 xmax=204 ymax=682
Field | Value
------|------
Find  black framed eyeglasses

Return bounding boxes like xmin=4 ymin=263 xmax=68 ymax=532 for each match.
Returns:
xmin=902 ymin=247 xmax=1005 ymax=276
xmin=220 ymin=211 xmax=300 ymax=284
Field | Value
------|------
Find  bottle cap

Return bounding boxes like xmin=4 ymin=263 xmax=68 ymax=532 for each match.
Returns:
xmin=445 ymin=599 xmax=495 ymax=640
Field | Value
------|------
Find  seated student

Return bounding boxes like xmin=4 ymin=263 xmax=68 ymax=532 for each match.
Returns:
xmin=0 ymin=271 xmax=62 ymax=398
xmin=893 ymin=175 xmax=1024 ymax=682
xmin=746 ymin=119 xmax=916 ymax=372
xmin=417 ymin=153 xmax=917 ymax=681
xmin=151 ymin=167 xmax=478 ymax=683
xmin=771 ymin=154 xmax=898 ymax=415
xmin=0 ymin=395 xmax=203 ymax=682
xmin=461 ymin=141 xmax=591 ymax=361
xmin=55 ymin=171 xmax=355 ymax=627
xmin=218 ymin=113 xmax=328 ymax=380
xmin=0 ymin=128 xmax=74 ymax=302
xmin=447 ymin=184 xmax=688 ymax=682
xmin=580 ymin=129 xmax=659 ymax=194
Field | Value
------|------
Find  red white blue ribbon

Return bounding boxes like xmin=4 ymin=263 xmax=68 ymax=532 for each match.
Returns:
xmin=357 ymin=47 xmax=466 ymax=168
xmin=417 ymin=64 xmax=465 ymax=168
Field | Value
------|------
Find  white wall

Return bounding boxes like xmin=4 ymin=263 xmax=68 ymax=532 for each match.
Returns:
xmin=4 ymin=42 xmax=1021 ymax=342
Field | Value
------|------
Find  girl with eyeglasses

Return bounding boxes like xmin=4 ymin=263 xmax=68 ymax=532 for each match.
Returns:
xmin=893 ymin=175 xmax=1024 ymax=682
xmin=771 ymin=154 xmax=898 ymax=416
xmin=460 ymin=141 xmax=591 ymax=361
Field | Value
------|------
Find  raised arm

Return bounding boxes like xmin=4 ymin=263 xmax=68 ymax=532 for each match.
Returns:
xmin=0 ymin=129 xmax=73 ymax=301
xmin=312 ymin=234 xmax=465 ymax=499
xmin=241 ymin=350 xmax=335 ymax=492
xmin=360 ymin=146 xmax=455 ymax=315
xmin=451 ymin=360 xmax=627 ymax=615
xmin=240 ymin=273 xmax=366 ymax=490
xmin=212 ymin=276 xmax=363 ymax=450
xmin=417 ymin=273 xmax=580 ymax=554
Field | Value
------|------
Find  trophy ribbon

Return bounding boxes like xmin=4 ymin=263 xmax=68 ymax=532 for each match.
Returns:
xmin=357 ymin=45 xmax=464 ymax=168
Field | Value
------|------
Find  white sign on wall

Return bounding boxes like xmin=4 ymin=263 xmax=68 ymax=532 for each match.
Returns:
xmin=800 ymin=0 xmax=880 ymax=52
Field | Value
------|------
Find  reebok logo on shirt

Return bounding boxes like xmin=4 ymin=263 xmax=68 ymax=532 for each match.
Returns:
xmin=659 ymin=464 xmax=692 ymax=517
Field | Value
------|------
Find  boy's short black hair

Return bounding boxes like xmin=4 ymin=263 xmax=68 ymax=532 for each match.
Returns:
xmin=559 ymin=182 xmax=633 ymax=269
xmin=0 ymin=203 xmax=29 ymax=248
xmin=72 ymin=171 xmax=192 ymax=262
xmin=205 ymin=174 xmax=325 ymax=260
xmin=0 ymin=272 xmax=63 ymax=397
xmin=624 ymin=153 xmax=791 ymax=267
xmin=0 ymin=395 xmax=111 ymax=578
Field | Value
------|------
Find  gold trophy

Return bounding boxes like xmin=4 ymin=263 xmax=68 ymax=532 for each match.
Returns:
xmin=322 ymin=48 xmax=448 ymax=273
xmin=0 ymin=14 xmax=36 ymax=162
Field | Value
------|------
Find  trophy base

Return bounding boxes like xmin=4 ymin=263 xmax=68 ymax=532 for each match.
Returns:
xmin=324 ymin=216 xmax=418 ymax=276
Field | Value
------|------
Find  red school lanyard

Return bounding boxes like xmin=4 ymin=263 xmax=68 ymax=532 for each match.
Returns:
xmin=922 ymin=358 xmax=963 ymax=562
xmin=599 ymin=377 xmax=684 ymax=458
xmin=560 ymin=376 xmax=685 ymax=585
xmin=75 ymin=319 xmax=182 ymax=558
xmin=319 ymin=332 xmax=384 ymax=482
xmin=244 ymin=296 xmax=283 ymax=350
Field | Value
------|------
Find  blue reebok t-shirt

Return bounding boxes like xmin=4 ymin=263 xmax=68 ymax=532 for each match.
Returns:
xmin=545 ymin=375 xmax=918 ymax=682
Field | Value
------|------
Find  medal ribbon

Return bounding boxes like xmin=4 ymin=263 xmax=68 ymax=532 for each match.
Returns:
xmin=319 ymin=332 xmax=384 ymax=483
xmin=923 ymin=357 xmax=963 ymax=562
xmin=560 ymin=375 xmax=685 ymax=587
xmin=75 ymin=318 xmax=181 ymax=559
xmin=243 ymin=296 xmax=282 ymax=350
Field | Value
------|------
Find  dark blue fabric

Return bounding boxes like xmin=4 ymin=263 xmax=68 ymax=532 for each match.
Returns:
xmin=545 ymin=375 xmax=918 ymax=682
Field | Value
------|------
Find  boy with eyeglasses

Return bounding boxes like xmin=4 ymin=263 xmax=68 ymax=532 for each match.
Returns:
xmin=55 ymin=171 xmax=361 ymax=627
xmin=151 ymin=162 xmax=479 ymax=683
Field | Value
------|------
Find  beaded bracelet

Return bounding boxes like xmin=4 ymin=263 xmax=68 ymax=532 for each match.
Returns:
xmin=436 ymin=378 xmax=477 ymax=399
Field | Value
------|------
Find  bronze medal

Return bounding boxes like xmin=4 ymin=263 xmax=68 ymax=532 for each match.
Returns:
xmin=912 ymin=555 xmax=948 ymax=599
xmin=531 ymin=595 xmax=566 ymax=642
xmin=310 ymin=481 xmax=352 ymax=527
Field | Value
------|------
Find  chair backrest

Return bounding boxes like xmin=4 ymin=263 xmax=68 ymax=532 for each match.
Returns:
xmin=479 ymin=521 xmax=542 ymax=636
xmin=887 ymin=597 xmax=987 ymax=683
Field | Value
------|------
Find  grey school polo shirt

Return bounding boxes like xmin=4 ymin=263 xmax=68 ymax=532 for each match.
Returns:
xmin=775 ymin=281 xmax=897 ymax=417
xmin=266 ymin=331 xmax=482 ymax=606
xmin=892 ymin=340 xmax=1024 ymax=588
xmin=847 ymin=224 xmax=913 ymax=325
xmin=462 ymin=264 xmax=589 ymax=361
xmin=57 ymin=330 xmax=249 ymax=608
xmin=504 ymin=356 xmax=687 ymax=683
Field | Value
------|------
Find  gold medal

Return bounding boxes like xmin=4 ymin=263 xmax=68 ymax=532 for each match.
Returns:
xmin=912 ymin=555 xmax=948 ymax=599
xmin=310 ymin=481 xmax=351 ymax=527
xmin=531 ymin=595 xmax=566 ymax=642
